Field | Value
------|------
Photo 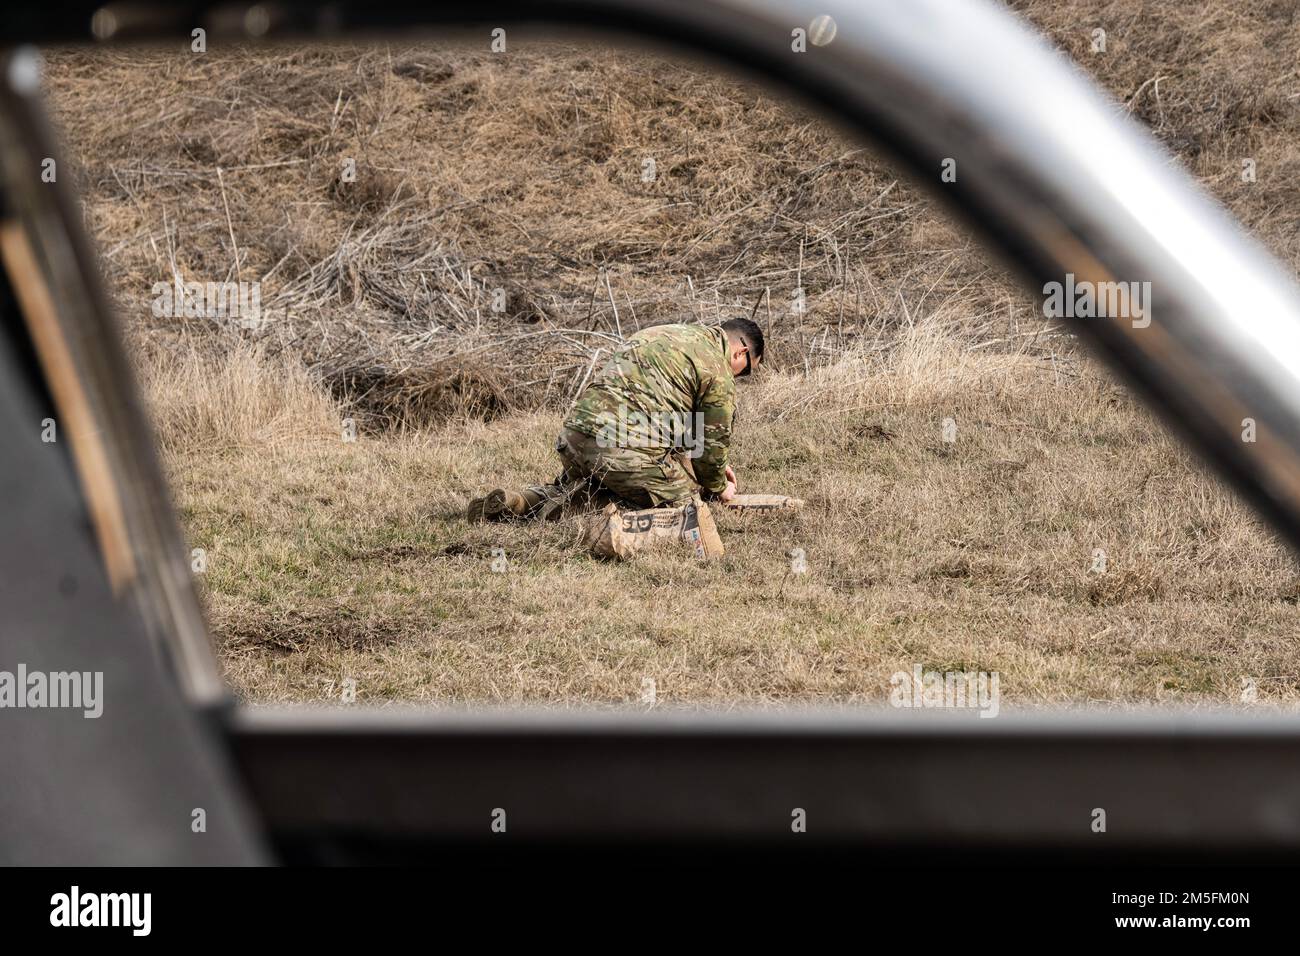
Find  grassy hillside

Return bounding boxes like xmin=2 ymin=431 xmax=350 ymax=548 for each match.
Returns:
xmin=40 ymin=1 xmax=1300 ymax=709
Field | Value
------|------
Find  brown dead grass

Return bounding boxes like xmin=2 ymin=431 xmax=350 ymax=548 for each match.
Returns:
xmin=149 ymin=315 xmax=1300 ymax=710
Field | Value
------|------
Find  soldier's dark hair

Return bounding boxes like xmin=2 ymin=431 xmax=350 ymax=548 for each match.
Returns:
xmin=722 ymin=317 xmax=765 ymax=374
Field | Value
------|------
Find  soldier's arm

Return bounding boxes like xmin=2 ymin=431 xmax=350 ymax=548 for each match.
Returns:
xmin=693 ymin=374 xmax=735 ymax=496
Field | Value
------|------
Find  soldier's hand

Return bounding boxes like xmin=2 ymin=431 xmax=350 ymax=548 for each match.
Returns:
xmin=721 ymin=479 xmax=738 ymax=503
xmin=725 ymin=465 xmax=737 ymax=489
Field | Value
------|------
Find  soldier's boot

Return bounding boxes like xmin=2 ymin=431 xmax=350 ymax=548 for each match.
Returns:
xmin=468 ymin=485 xmax=555 ymax=522
xmin=466 ymin=489 xmax=516 ymax=522
xmin=480 ymin=488 xmax=525 ymax=521
xmin=517 ymin=485 xmax=555 ymax=516
xmin=469 ymin=476 xmax=594 ymax=523
xmin=536 ymin=478 xmax=593 ymax=522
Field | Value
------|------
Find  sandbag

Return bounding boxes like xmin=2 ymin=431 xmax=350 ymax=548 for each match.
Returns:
xmin=582 ymin=497 xmax=724 ymax=561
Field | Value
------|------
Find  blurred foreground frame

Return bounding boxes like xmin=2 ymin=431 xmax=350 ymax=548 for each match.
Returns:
xmin=3 ymin=0 xmax=1300 ymax=864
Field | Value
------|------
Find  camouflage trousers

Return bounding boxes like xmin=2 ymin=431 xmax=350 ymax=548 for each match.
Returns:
xmin=555 ymin=426 xmax=696 ymax=509
xmin=473 ymin=427 xmax=699 ymax=523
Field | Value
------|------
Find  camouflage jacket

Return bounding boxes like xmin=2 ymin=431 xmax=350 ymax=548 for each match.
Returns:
xmin=564 ymin=323 xmax=736 ymax=495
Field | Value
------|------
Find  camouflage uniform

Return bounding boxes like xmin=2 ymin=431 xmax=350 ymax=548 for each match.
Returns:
xmin=561 ymin=323 xmax=736 ymax=507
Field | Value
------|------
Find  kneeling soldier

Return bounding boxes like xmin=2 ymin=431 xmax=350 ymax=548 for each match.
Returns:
xmin=468 ymin=316 xmax=763 ymax=521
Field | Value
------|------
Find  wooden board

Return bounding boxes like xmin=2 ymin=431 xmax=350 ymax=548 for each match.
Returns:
xmin=724 ymin=494 xmax=804 ymax=512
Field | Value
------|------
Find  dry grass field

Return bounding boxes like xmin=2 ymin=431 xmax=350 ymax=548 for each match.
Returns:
xmin=39 ymin=1 xmax=1300 ymax=709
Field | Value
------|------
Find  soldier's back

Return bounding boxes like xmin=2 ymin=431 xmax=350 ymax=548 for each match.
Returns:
xmin=565 ymin=323 xmax=728 ymax=444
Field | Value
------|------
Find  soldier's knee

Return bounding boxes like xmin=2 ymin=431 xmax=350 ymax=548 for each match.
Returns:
xmin=556 ymin=428 xmax=598 ymax=481
xmin=642 ymin=471 xmax=695 ymax=508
